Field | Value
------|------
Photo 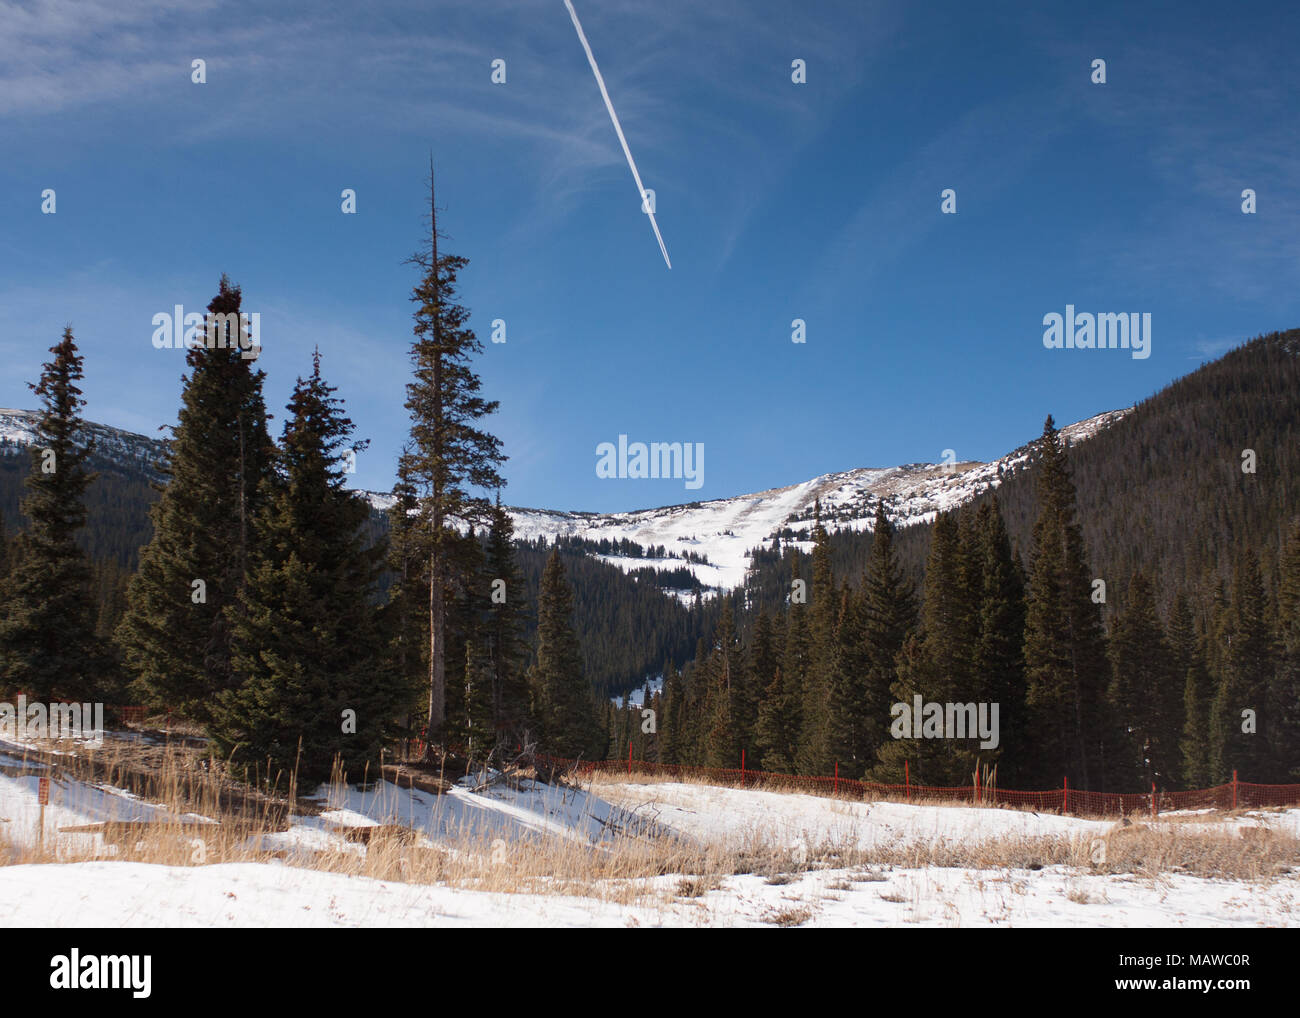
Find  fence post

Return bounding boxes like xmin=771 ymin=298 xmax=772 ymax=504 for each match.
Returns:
xmin=905 ymin=760 xmax=910 ymax=803
xmin=741 ymin=748 xmax=745 ymax=788
xmin=834 ymin=761 xmax=839 ymax=797
xmin=975 ymin=766 xmax=980 ymax=805
xmin=1063 ymin=775 xmax=1068 ymax=815
xmin=1232 ymin=769 xmax=1238 ymax=810
xmin=1151 ymin=780 xmax=1156 ymax=820
xmin=628 ymin=742 xmax=632 ymax=776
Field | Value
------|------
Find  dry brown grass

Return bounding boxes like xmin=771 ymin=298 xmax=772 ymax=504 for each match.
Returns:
xmin=3 ymin=736 xmax=1298 ymax=911
xmin=765 ymin=905 xmax=815 ymax=927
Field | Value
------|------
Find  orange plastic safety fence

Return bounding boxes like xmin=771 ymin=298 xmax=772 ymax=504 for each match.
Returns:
xmin=532 ymin=753 xmax=1300 ymax=817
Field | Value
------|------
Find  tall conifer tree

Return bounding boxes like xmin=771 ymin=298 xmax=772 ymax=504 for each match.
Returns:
xmin=529 ymin=550 xmax=602 ymax=758
xmin=0 ymin=328 xmax=107 ymax=699
xmin=861 ymin=500 xmax=917 ymax=774
xmin=1108 ymin=573 xmax=1180 ymax=788
xmin=482 ymin=497 xmax=532 ymax=751
xmin=1022 ymin=416 xmax=1112 ymax=788
xmin=971 ymin=497 xmax=1026 ymax=783
xmin=797 ymin=505 xmax=836 ymax=774
xmin=118 ymin=277 xmax=275 ymax=721
xmin=1210 ymin=551 xmax=1276 ymax=781
xmin=398 ymin=165 xmax=506 ymax=750
xmin=209 ymin=353 xmax=401 ymax=785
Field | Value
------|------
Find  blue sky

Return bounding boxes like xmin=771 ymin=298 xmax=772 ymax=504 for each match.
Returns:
xmin=2 ymin=0 xmax=1298 ymax=512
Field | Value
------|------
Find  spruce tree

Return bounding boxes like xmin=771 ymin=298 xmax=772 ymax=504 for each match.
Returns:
xmin=0 ymin=328 xmax=106 ymax=699
xmin=861 ymin=500 xmax=917 ymax=776
xmin=971 ymin=497 xmax=1026 ymax=784
xmin=208 ymin=353 xmax=400 ymax=786
xmin=1022 ymin=416 xmax=1112 ymax=789
xmin=755 ymin=667 xmax=794 ymax=773
xmin=776 ymin=557 xmax=810 ymax=771
xmin=482 ymin=497 xmax=532 ymax=752
xmin=1170 ymin=593 xmax=1213 ymax=788
xmin=738 ymin=609 xmax=775 ymax=768
xmin=875 ymin=512 xmax=969 ymax=783
xmin=703 ymin=599 xmax=740 ymax=768
xmin=398 ymin=166 xmax=506 ymax=751
xmin=827 ymin=583 xmax=869 ymax=777
xmin=1210 ymin=550 xmax=1276 ymax=782
xmin=797 ymin=506 xmax=836 ymax=774
xmin=1108 ymin=573 xmax=1180 ymax=789
xmin=117 ymin=276 xmax=275 ymax=722
xmin=1272 ymin=520 xmax=1300 ymax=779
xmin=529 ymin=550 xmax=602 ymax=758
xmin=660 ymin=660 xmax=685 ymax=765
xmin=383 ymin=449 xmax=430 ymax=749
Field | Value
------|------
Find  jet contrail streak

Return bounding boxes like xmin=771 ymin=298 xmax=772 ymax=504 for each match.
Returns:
xmin=563 ymin=0 xmax=671 ymax=269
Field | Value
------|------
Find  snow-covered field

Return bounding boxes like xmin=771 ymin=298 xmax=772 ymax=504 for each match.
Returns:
xmin=2 ymin=743 xmax=1295 ymax=928
xmin=2 ymin=856 xmax=1291 ymax=928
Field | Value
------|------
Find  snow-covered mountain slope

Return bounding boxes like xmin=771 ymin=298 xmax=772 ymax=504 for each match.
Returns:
xmin=483 ymin=409 xmax=1129 ymax=591
xmin=0 ymin=406 xmax=1130 ymax=592
xmin=0 ymin=407 xmax=169 ymax=484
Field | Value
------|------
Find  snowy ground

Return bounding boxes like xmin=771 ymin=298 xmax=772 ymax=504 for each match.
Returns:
xmin=2 ymin=744 xmax=1296 ymax=927
xmin=1 ymin=857 xmax=1292 ymax=928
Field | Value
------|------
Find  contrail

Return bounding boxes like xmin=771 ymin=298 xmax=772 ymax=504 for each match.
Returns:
xmin=563 ymin=0 xmax=671 ymax=269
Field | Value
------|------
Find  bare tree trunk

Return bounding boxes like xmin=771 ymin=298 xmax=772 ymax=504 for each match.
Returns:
xmin=427 ymin=543 xmax=444 ymax=747
xmin=424 ymin=158 xmax=445 ymax=756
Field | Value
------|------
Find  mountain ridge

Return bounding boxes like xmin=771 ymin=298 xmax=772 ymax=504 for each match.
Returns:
xmin=1 ymin=405 xmax=1130 ymax=591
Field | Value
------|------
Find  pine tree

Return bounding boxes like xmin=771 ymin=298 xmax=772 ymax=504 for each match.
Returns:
xmin=797 ymin=505 xmax=836 ymax=774
xmin=1022 ymin=416 xmax=1112 ymax=789
xmin=529 ymin=550 xmax=602 ymax=758
xmin=1210 ymin=550 xmax=1276 ymax=782
xmin=754 ymin=666 xmax=794 ymax=773
xmin=461 ymin=637 xmax=495 ymax=761
xmin=775 ymin=557 xmax=810 ymax=771
xmin=0 ymin=328 xmax=107 ymax=699
xmin=117 ymin=276 xmax=275 ymax=722
xmin=1272 ymin=519 xmax=1300 ymax=779
xmin=1108 ymin=573 xmax=1180 ymax=789
xmin=1170 ymin=593 xmax=1213 ymax=788
xmin=383 ymin=448 xmax=430 ymax=750
xmin=827 ymin=583 xmax=869 ymax=777
xmin=398 ymin=165 xmax=506 ymax=751
xmin=482 ymin=497 xmax=532 ymax=752
xmin=660 ymin=660 xmax=685 ymax=765
xmin=971 ymin=497 xmax=1026 ymax=784
xmin=736 ymin=609 xmax=774 ymax=769
xmin=208 ymin=353 xmax=400 ymax=786
xmin=703 ymin=599 xmax=740 ymax=768
xmin=862 ymin=500 xmax=917 ymax=777
xmin=440 ymin=527 xmax=486 ymax=753
xmin=875 ymin=512 xmax=969 ymax=783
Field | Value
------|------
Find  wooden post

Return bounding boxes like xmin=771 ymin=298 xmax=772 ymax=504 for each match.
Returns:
xmin=37 ymin=776 xmax=49 ymax=853
xmin=834 ymin=761 xmax=839 ymax=797
xmin=1232 ymin=769 xmax=1238 ymax=810
xmin=627 ymin=741 xmax=632 ymax=776
xmin=1151 ymin=780 xmax=1156 ymax=819
xmin=741 ymin=748 xmax=745 ymax=788
xmin=905 ymin=760 xmax=910 ymax=802
xmin=975 ymin=766 xmax=980 ymax=805
xmin=1063 ymin=775 xmax=1068 ymax=815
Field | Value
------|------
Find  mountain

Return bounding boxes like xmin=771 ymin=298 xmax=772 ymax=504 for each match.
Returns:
xmin=471 ymin=409 xmax=1129 ymax=594
xmin=7 ymin=326 xmax=1300 ymax=697
xmin=0 ymin=401 xmax=1128 ymax=698
xmin=1 ymin=407 xmax=166 ymax=569
xmin=0 ymin=405 xmax=1128 ymax=594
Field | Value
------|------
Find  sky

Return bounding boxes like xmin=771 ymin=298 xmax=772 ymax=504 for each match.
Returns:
xmin=1 ymin=0 xmax=1298 ymax=513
